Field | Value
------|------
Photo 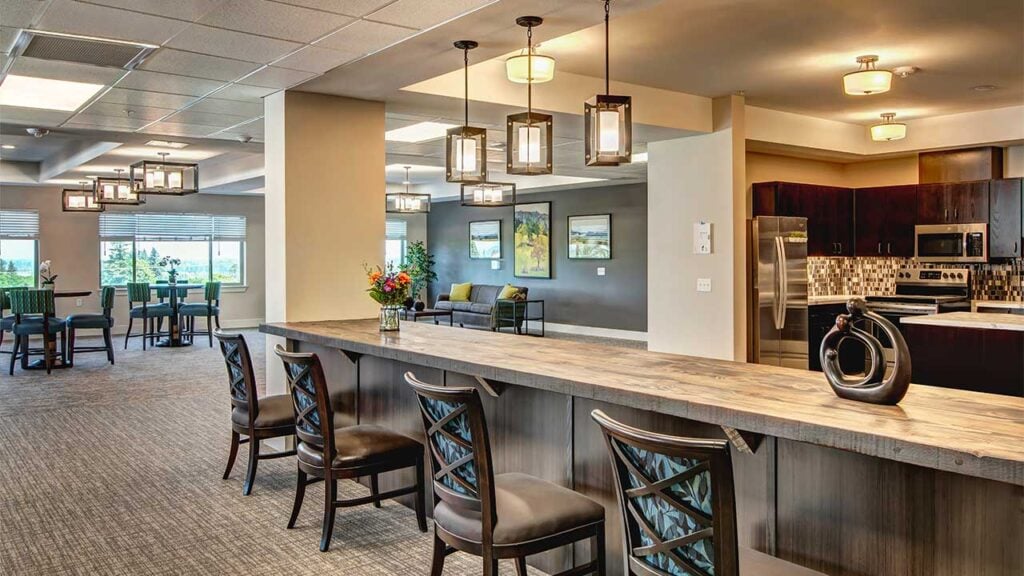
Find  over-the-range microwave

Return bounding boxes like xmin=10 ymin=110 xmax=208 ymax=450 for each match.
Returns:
xmin=914 ymin=223 xmax=987 ymax=263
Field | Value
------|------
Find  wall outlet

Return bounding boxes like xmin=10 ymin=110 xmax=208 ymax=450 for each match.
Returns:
xmin=490 ymin=260 xmax=501 ymax=270
xmin=697 ymin=278 xmax=712 ymax=292
xmin=75 ymin=298 xmax=83 ymax=307
xmin=597 ymin=267 xmax=606 ymax=276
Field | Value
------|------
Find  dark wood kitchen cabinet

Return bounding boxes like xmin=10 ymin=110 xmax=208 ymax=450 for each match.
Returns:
xmin=855 ymin=184 xmax=918 ymax=257
xmin=916 ymin=181 xmax=990 ymax=224
xmin=903 ymin=323 xmax=1024 ymax=397
xmin=753 ymin=182 xmax=854 ymax=256
xmin=989 ymin=178 xmax=1022 ymax=258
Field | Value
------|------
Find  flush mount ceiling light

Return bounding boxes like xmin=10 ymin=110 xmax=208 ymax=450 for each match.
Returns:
xmin=446 ymin=40 xmax=488 ymax=185
xmin=131 ymin=152 xmax=199 ymax=196
xmin=507 ymin=16 xmax=553 ymax=176
xmin=871 ymin=113 xmax=906 ymax=141
xmin=145 ymin=140 xmax=190 ymax=149
xmin=386 ymin=166 xmax=431 ymax=214
xmin=461 ymin=181 xmax=516 ymax=207
xmin=843 ymin=55 xmax=893 ymax=95
xmin=385 ymin=121 xmax=460 ymax=143
xmin=95 ymin=168 xmax=144 ymax=205
xmin=585 ymin=0 xmax=632 ymax=167
xmin=62 ymin=181 xmax=104 ymax=213
xmin=0 ymin=75 xmax=105 ymax=111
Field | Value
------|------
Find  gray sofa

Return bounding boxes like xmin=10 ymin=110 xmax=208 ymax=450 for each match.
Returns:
xmin=435 ymin=284 xmax=529 ymax=330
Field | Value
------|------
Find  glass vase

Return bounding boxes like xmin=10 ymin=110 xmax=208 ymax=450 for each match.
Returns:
xmin=379 ymin=305 xmax=401 ymax=332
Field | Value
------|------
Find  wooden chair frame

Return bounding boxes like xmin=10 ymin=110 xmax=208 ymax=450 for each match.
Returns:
xmin=124 ymin=283 xmax=170 ymax=350
xmin=7 ymin=289 xmax=66 ymax=375
xmin=67 ymin=286 xmax=116 ymax=366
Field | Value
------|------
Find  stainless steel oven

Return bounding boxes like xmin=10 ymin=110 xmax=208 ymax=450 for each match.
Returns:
xmin=914 ymin=223 xmax=987 ymax=263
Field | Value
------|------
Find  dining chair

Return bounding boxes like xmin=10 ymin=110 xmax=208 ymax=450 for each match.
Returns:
xmin=0 ymin=287 xmax=29 ymax=356
xmin=124 ymin=282 xmax=172 ymax=350
xmin=275 ymin=346 xmax=426 ymax=552
xmin=8 ymin=288 xmax=66 ymax=375
xmin=180 ymin=281 xmax=221 ymax=347
xmin=66 ymin=286 xmax=116 ymax=366
xmin=590 ymin=410 xmax=824 ymax=576
xmin=406 ymin=372 xmax=606 ymax=576
xmin=154 ymin=280 xmax=188 ymax=335
xmin=215 ymin=331 xmax=296 ymax=495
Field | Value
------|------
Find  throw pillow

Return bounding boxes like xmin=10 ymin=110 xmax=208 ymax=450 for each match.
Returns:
xmin=450 ymin=282 xmax=473 ymax=301
xmin=497 ymin=284 xmax=519 ymax=300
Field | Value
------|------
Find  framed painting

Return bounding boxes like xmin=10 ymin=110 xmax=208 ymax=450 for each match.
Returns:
xmin=469 ymin=220 xmax=502 ymax=259
xmin=513 ymin=201 xmax=551 ymax=278
xmin=568 ymin=214 xmax=611 ymax=259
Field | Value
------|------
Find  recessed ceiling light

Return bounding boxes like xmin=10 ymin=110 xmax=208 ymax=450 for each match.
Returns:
xmin=146 ymin=139 xmax=190 ymax=149
xmin=972 ymin=85 xmax=998 ymax=92
xmin=385 ymin=121 xmax=460 ymax=143
xmin=1 ymin=145 xmax=15 ymax=150
xmin=0 ymin=75 xmax=105 ymax=111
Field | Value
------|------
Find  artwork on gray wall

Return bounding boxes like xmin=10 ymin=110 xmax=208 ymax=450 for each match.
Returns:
xmin=568 ymin=214 xmax=611 ymax=259
xmin=514 ymin=201 xmax=551 ymax=278
xmin=469 ymin=220 xmax=502 ymax=259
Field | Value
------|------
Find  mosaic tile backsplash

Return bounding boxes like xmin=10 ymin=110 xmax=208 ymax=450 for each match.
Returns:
xmin=808 ymin=257 xmax=1024 ymax=301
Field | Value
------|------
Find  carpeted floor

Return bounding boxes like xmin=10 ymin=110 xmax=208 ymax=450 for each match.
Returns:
xmin=0 ymin=329 xmax=563 ymax=576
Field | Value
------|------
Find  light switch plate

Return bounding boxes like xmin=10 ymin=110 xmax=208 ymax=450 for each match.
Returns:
xmin=693 ymin=221 xmax=712 ymax=254
xmin=597 ymin=267 xmax=606 ymax=276
xmin=491 ymin=260 xmax=501 ymax=270
xmin=697 ymin=278 xmax=712 ymax=292
xmin=75 ymin=298 xmax=83 ymax=307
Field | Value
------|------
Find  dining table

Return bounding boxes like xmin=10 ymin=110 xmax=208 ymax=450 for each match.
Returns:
xmin=21 ymin=289 xmax=93 ymax=370
xmin=150 ymin=283 xmax=203 ymax=348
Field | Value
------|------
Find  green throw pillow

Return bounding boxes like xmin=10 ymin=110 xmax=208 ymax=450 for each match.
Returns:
xmin=450 ymin=282 xmax=472 ymax=301
xmin=498 ymin=284 xmax=519 ymax=300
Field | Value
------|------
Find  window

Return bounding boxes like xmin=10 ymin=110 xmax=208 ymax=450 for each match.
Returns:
xmin=0 ymin=210 xmax=39 ymax=288
xmin=99 ymin=213 xmax=246 ymax=286
xmin=385 ymin=219 xmax=408 ymax=269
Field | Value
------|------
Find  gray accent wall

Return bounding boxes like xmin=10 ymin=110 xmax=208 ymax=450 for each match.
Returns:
xmin=427 ymin=183 xmax=647 ymax=332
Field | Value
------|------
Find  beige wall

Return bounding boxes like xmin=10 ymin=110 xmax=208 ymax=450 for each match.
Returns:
xmin=0 ymin=185 xmax=266 ymax=331
xmin=746 ymin=151 xmax=919 ymax=192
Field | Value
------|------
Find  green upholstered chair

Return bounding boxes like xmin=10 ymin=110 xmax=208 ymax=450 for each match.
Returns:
xmin=124 ymin=282 xmax=172 ymax=351
xmin=66 ymin=286 xmax=116 ymax=366
xmin=154 ymin=280 xmax=187 ymax=334
xmin=1 ymin=287 xmax=30 ymax=355
xmin=7 ymin=288 xmax=66 ymax=375
xmin=180 ymin=281 xmax=221 ymax=347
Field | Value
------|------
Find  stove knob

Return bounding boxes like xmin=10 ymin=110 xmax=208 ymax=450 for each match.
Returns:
xmin=957 ymin=273 xmax=964 ymax=280
xmin=942 ymin=273 xmax=949 ymax=279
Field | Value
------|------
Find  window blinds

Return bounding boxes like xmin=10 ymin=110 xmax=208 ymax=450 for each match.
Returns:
xmin=0 ymin=210 xmax=40 ymax=238
xmin=99 ymin=213 xmax=246 ymax=240
xmin=385 ymin=219 xmax=408 ymax=240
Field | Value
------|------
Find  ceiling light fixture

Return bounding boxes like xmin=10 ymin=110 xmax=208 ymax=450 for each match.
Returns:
xmin=843 ymin=55 xmax=893 ymax=96
xmin=95 ymin=168 xmax=144 ymax=206
xmin=131 ymin=152 xmax=199 ymax=196
xmin=506 ymin=43 xmax=555 ymax=84
xmin=0 ymin=75 xmax=105 ymax=111
xmin=506 ymin=16 xmax=553 ymax=176
xmin=63 ymin=181 xmax=104 ymax=213
xmin=145 ymin=140 xmax=190 ymax=149
xmin=871 ymin=113 xmax=906 ymax=141
xmin=1 ymin=145 xmax=15 ymax=150
xmin=585 ymin=0 xmax=631 ymax=167
xmin=446 ymin=40 xmax=487 ymax=184
xmin=972 ymin=85 xmax=998 ymax=92
xmin=461 ymin=181 xmax=516 ymax=207
xmin=386 ymin=166 xmax=431 ymax=213
xmin=385 ymin=121 xmax=460 ymax=143
xmin=26 ymin=128 xmax=49 ymax=138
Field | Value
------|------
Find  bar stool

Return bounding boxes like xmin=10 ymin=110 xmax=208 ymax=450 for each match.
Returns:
xmin=124 ymin=282 xmax=172 ymax=350
xmin=66 ymin=286 xmax=116 ymax=366
xmin=8 ymin=288 xmax=66 ymax=375
xmin=275 ymin=346 xmax=426 ymax=552
xmin=590 ymin=410 xmax=824 ymax=576
xmin=405 ymin=372 xmax=606 ymax=576
xmin=181 ymin=281 xmax=221 ymax=347
xmin=0 ymin=287 xmax=29 ymax=355
xmin=214 ymin=331 xmax=296 ymax=495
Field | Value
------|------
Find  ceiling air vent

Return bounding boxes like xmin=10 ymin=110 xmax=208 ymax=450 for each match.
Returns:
xmin=11 ymin=30 xmax=157 ymax=70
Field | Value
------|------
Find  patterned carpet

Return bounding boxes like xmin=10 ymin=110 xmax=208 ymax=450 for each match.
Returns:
xmin=0 ymin=330 xmax=547 ymax=576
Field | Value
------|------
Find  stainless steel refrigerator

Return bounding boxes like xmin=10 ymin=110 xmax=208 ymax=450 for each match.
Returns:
xmin=748 ymin=216 xmax=809 ymax=369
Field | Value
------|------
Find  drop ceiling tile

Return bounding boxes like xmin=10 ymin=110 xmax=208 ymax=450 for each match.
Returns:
xmin=77 ymin=0 xmax=223 ymax=22
xmin=67 ymin=113 xmax=154 ymax=129
xmin=117 ymin=70 xmax=227 ymax=97
xmin=272 ymin=45 xmax=356 ymax=73
xmin=139 ymin=49 xmax=261 ymax=82
xmin=82 ymin=101 xmax=175 ymax=121
xmin=0 ymin=0 xmax=47 ymax=29
xmin=8 ymin=57 xmax=126 ymax=85
xmin=166 ymin=24 xmax=302 ymax=64
xmin=37 ymin=0 xmax=190 ymax=45
xmin=366 ymin=0 xmax=493 ymax=30
xmin=98 ymin=88 xmax=198 ymax=109
xmin=215 ymin=117 xmax=263 ymax=137
xmin=238 ymin=66 xmax=317 ymax=89
xmin=315 ymin=19 xmax=414 ymax=54
xmin=0 ymin=106 xmax=74 ymax=127
xmin=142 ymin=121 xmax=221 ymax=137
xmin=163 ymin=109 xmax=251 ymax=128
xmin=1 ymin=26 xmax=21 ymax=54
xmin=185 ymin=97 xmax=262 ymax=117
xmin=272 ymin=0 xmax=390 ymax=17
xmin=198 ymin=0 xmax=353 ymax=43
xmin=210 ymin=83 xmax=277 ymax=102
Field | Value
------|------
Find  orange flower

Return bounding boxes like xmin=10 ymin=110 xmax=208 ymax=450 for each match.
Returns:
xmin=369 ymin=271 xmax=382 ymax=283
xmin=397 ymin=272 xmax=411 ymax=284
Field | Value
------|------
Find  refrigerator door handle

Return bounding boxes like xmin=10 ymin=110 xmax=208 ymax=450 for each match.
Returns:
xmin=774 ymin=236 xmax=787 ymax=330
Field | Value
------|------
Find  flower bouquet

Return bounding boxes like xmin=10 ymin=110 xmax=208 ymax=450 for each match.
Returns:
xmin=159 ymin=256 xmax=182 ymax=283
xmin=365 ymin=264 xmax=412 ymax=331
xmin=39 ymin=260 xmax=57 ymax=287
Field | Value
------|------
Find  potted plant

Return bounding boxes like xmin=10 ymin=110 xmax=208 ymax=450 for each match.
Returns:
xmin=365 ymin=264 xmax=412 ymax=331
xmin=402 ymin=241 xmax=437 ymax=311
xmin=39 ymin=260 xmax=57 ymax=288
xmin=158 ymin=256 xmax=182 ymax=283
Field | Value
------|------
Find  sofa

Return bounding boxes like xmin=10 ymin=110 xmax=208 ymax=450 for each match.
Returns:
xmin=434 ymin=284 xmax=529 ymax=330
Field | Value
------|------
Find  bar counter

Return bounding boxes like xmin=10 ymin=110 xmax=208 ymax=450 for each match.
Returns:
xmin=262 ymin=319 xmax=1023 ymax=576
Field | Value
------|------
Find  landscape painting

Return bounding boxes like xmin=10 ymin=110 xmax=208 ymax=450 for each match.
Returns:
xmin=568 ymin=214 xmax=611 ymax=259
xmin=469 ymin=220 xmax=502 ymax=259
xmin=514 ymin=202 xmax=551 ymax=278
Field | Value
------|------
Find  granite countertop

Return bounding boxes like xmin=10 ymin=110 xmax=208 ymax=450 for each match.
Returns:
xmin=808 ymin=295 xmax=866 ymax=306
xmin=973 ymin=301 xmax=1024 ymax=312
xmin=262 ymin=319 xmax=1024 ymax=486
xmin=901 ymin=312 xmax=1024 ymax=332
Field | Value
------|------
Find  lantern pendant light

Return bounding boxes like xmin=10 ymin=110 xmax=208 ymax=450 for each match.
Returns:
xmin=131 ymin=151 xmax=198 ymax=195
xmin=62 ymin=180 xmax=104 ymax=212
xmin=460 ymin=181 xmax=516 ymax=207
xmin=386 ymin=166 xmax=431 ymax=213
xmin=843 ymin=55 xmax=893 ymax=95
xmin=446 ymin=40 xmax=488 ymax=184
xmin=95 ymin=168 xmax=145 ymax=205
xmin=871 ymin=113 xmax=907 ymax=141
xmin=585 ymin=0 xmax=632 ymax=166
xmin=506 ymin=16 xmax=552 ymax=176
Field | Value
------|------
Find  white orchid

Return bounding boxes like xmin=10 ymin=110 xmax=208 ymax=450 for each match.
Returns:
xmin=38 ymin=260 xmax=58 ymax=284
xmin=38 ymin=260 xmax=51 ymax=275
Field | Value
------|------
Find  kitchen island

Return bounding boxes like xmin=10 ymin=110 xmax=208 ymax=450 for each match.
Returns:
xmin=262 ymin=319 xmax=1023 ymax=576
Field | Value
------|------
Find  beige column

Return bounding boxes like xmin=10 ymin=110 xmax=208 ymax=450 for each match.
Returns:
xmin=263 ymin=91 xmax=384 ymax=394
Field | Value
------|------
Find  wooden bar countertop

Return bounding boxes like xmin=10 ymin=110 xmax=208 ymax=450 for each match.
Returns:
xmin=262 ymin=319 xmax=1024 ymax=486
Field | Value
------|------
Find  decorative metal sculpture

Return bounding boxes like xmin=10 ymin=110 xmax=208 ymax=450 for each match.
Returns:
xmin=820 ymin=298 xmax=912 ymax=405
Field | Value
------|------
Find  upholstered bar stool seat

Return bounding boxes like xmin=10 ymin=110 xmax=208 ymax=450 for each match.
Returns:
xmin=129 ymin=304 xmax=172 ymax=318
xmin=231 ymin=394 xmax=295 ymax=431
xmin=295 ymin=425 xmax=423 ymax=469
xmin=179 ymin=303 xmax=219 ymax=315
xmin=66 ymin=313 xmax=113 ymax=329
xmin=434 ymin=472 xmax=606 ymax=546
xmin=13 ymin=317 xmax=65 ymax=335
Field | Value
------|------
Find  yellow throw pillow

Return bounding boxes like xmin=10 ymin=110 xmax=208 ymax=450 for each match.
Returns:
xmin=450 ymin=282 xmax=472 ymax=301
xmin=498 ymin=284 xmax=519 ymax=300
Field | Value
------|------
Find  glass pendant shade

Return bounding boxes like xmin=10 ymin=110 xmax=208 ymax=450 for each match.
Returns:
xmin=871 ymin=113 xmax=907 ymax=141
xmin=95 ymin=170 xmax=144 ymax=205
xmin=62 ymin=186 xmax=103 ymax=212
xmin=505 ymin=50 xmax=555 ymax=84
xmin=843 ymin=55 xmax=892 ymax=95
xmin=446 ymin=127 xmax=487 ymax=183
xmin=386 ymin=166 xmax=431 ymax=213
xmin=130 ymin=153 xmax=198 ymax=195
xmin=506 ymin=111 xmax=552 ymax=175
xmin=460 ymin=182 xmax=516 ymax=207
xmin=585 ymin=94 xmax=632 ymax=166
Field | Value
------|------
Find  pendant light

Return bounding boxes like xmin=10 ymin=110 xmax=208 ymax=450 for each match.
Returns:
xmin=506 ymin=16 xmax=552 ymax=176
xmin=460 ymin=181 xmax=516 ymax=207
xmin=843 ymin=55 xmax=893 ymax=95
xmin=585 ymin=0 xmax=631 ymax=166
xmin=871 ymin=113 xmax=906 ymax=141
xmin=95 ymin=168 xmax=145 ymax=205
xmin=446 ymin=40 xmax=487 ymax=184
xmin=386 ymin=166 xmax=431 ymax=213
xmin=62 ymin=180 xmax=104 ymax=212
xmin=131 ymin=152 xmax=198 ymax=195
xmin=505 ymin=39 xmax=554 ymax=84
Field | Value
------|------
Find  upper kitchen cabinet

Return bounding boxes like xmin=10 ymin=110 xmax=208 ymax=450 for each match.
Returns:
xmin=753 ymin=182 xmax=854 ymax=256
xmin=855 ymin=185 xmax=918 ymax=257
xmin=916 ymin=181 xmax=990 ymax=224
xmin=990 ymin=178 xmax=1023 ymax=259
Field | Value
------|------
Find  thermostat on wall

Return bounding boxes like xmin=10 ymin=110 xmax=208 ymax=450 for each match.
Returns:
xmin=693 ymin=221 xmax=712 ymax=254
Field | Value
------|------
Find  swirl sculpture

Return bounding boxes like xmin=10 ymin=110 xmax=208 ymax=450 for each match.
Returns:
xmin=820 ymin=298 xmax=912 ymax=405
